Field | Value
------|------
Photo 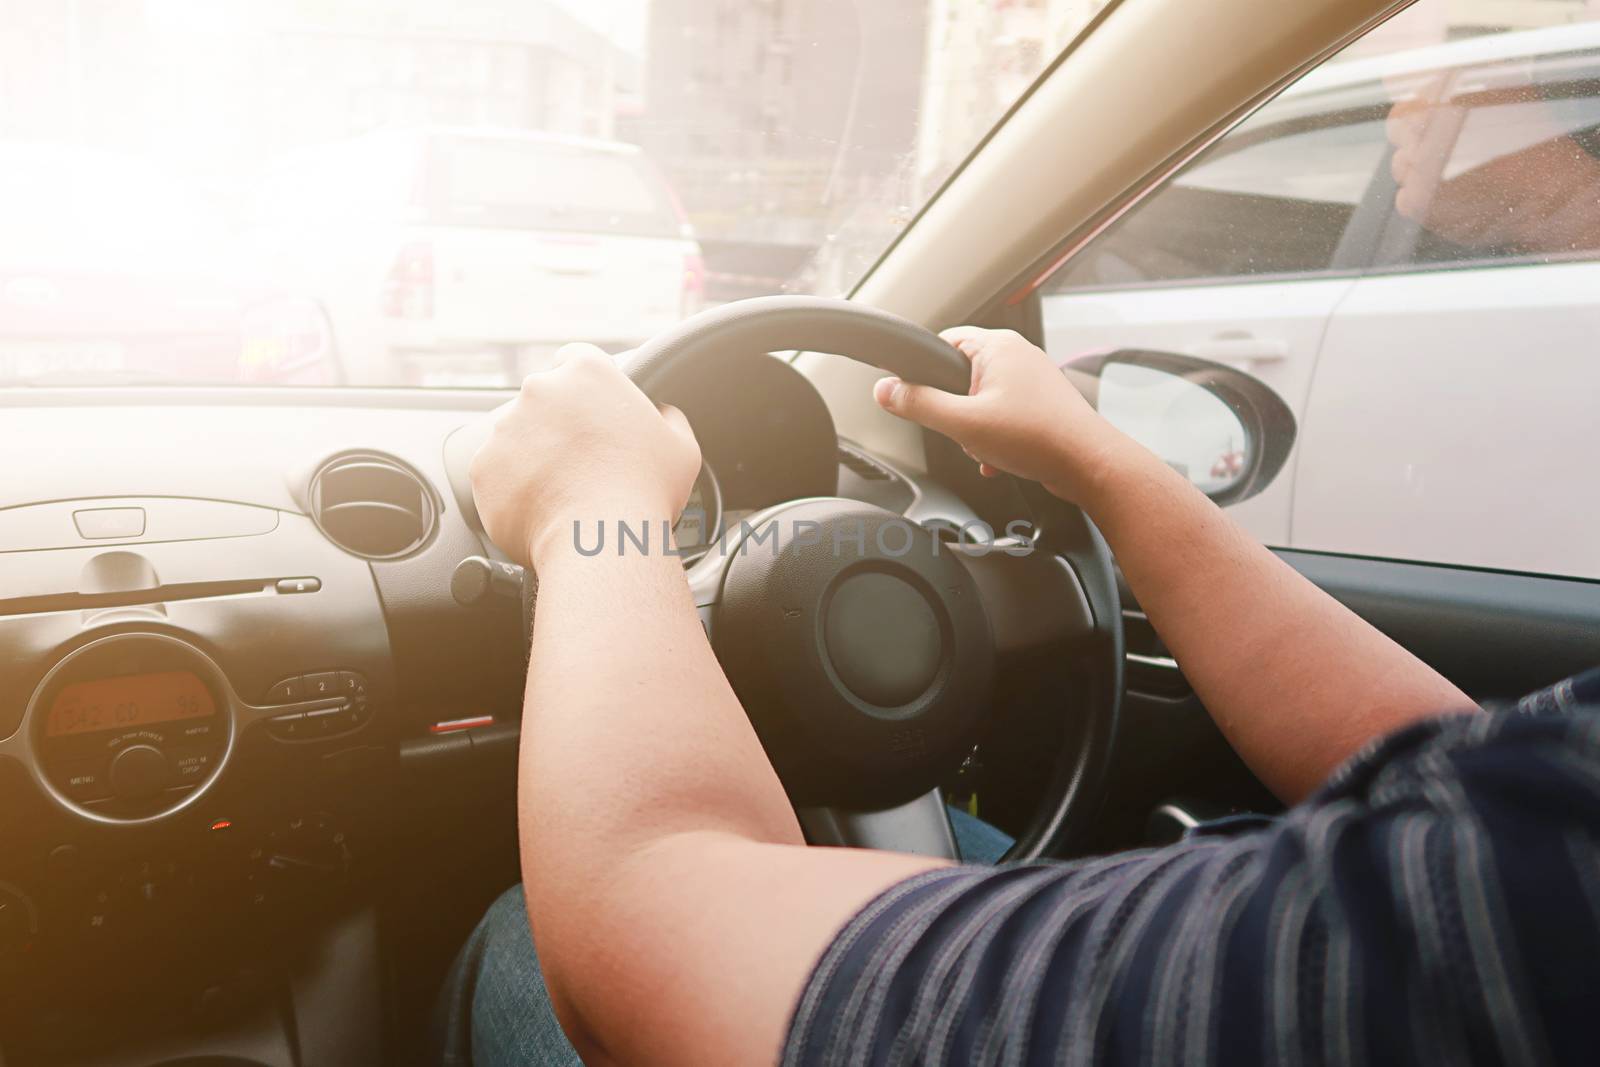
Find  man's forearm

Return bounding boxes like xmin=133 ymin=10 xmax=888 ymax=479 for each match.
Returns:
xmin=872 ymin=325 xmax=1477 ymax=802
xmin=521 ymin=527 xmax=799 ymax=843
xmin=1079 ymin=446 xmax=1476 ymax=802
xmin=470 ymin=357 xmax=956 ymax=1066
xmin=516 ymin=522 xmax=804 ymax=1047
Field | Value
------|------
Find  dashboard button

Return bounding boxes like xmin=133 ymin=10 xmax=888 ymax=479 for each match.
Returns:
xmin=109 ymin=744 xmax=169 ymax=799
xmin=304 ymin=707 xmax=343 ymax=735
xmin=265 ymin=676 xmax=303 ymax=704
xmin=171 ymin=748 xmax=213 ymax=782
xmin=275 ymin=577 xmax=321 ymax=595
xmin=175 ymin=720 xmax=215 ymax=743
xmin=59 ymin=759 xmax=111 ymax=802
xmin=267 ymin=713 xmax=306 ymax=740
xmin=73 ymin=506 xmax=146 ymax=540
xmin=303 ymin=672 xmax=340 ymax=699
xmin=337 ymin=671 xmax=367 ymax=697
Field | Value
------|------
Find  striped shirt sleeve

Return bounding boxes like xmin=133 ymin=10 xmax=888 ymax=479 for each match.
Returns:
xmin=782 ymin=700 xmax=1600 ymax=1067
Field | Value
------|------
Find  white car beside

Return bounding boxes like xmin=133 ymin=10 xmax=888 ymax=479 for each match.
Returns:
xmin=1042 ymin=24 xmax=1600 ymax=581
xmin=252 ymin=128 xmax=704 ymax=387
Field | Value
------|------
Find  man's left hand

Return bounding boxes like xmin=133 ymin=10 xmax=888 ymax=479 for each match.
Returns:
xmin=469 ymin=343 xmax=702 ymax=567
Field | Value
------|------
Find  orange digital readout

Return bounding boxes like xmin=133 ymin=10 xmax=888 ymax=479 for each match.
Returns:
xmin=46 ymin=670 xmax=216 ymax=738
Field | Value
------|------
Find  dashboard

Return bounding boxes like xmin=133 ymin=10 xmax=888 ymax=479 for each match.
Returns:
xmin=0 ymin=355 xmax=948 ymax=1057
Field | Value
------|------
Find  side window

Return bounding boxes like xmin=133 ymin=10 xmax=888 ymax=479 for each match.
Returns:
xmin=1046 ymin=84 xmax=1394 ymax=291
xmin=1037 ymin=12 xmax=1600 ymax=581
xmin=1284 ymin=37 xmax=1600 ymax=581
xmin=1375 ymin=49 xmax=1600 ymax=271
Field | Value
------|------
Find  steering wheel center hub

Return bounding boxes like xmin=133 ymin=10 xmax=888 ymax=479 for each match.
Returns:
xmin=711 ymin=498 xmax=994 ymax=809
xmin=823 ymin=573 xmax=941 ymax=711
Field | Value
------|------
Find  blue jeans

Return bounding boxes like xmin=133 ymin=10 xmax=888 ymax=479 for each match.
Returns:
xmin=433 ymin=806 xmax=1013 ymax=1066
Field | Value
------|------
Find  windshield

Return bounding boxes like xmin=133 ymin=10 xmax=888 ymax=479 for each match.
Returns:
xmin=0 ymin=0 xmax=1076 ymax=388
xmin=429 ymin=137 xmax=683 ymax=237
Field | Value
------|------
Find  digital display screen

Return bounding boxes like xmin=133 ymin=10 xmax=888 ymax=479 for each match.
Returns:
xmin=46 ymin=670 xmax=216 ymax=738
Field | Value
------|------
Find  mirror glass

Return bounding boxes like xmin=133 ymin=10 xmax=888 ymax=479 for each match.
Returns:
xmin=1097 ymin=362 xmax=1251 ymax=497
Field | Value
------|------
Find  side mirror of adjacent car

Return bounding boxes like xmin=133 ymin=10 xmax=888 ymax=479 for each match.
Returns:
xmin=1063 ymin=349 xmax=1296 ymax=507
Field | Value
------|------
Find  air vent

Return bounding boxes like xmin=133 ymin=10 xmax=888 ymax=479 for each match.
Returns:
xmin=837 ymin=443 xmax=914 ymax=513
xmin=309 ymin=453 xmax=437 ymax=559
xmin=1123 ymin=608 xmax=1193 ymax=699
xmin=838 ymin=446 xmax=892 ymax=481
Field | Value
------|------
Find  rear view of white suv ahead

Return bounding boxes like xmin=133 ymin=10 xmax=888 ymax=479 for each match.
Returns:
xmin=252 ymin=128 xmax=704 ymax=387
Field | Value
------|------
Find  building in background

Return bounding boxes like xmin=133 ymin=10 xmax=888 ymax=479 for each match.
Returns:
xmin=915 ymin=0 xmax=1109 ymax=191
xmin=637 ymin=0 xmax=928 ymax=300
xmin=263 ymin=2 xmax=637 ymax=149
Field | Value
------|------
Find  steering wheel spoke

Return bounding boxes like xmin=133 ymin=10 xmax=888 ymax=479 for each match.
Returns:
xmin=795 ymin=789 xmax=960 ymax=859
xmin=948 ymin=544 xmax=1097 ymax=661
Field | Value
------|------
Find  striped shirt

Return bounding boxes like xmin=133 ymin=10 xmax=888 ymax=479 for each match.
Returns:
xmin=783 ymin=672 xmax=1600 ymax=1066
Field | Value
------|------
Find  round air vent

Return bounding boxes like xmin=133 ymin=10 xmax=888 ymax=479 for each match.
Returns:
xmin=309 ymin=453 xmax=437 ymax=559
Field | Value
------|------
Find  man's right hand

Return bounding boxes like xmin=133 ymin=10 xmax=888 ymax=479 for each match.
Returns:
xmin=872 ymin=325 xmax=1135 ymax=505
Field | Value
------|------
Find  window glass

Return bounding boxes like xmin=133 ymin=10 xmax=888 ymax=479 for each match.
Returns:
xmin=1382 ymin=50 xmax=1600 ymax=269
xmin=255 ymin=137 xmax=421 ymax=228
xmin=429 ymin=138 xmax=683 ymax=237
xmin=1039 ymin=1 xmax=1600 ymax=581
xmin=1047 ymin=92 xmax=1392 ymax=290
xmin=0 ymin=143 xmax=219 ymax=270
xmin=0 ymin=0 xmax=1085 ymax=387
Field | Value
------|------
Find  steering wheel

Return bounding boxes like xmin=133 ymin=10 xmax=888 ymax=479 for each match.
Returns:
xmin=614 ymin=296 xmax=1123 ymax=863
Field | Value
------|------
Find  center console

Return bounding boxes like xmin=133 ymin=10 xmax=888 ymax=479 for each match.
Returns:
xmin=0 ymin=400 xmax=536 ymax=1066
xmin=0 ymin=505 xmax=403 ymax=1065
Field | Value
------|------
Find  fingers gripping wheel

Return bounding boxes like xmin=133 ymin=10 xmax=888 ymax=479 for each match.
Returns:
xmin=622 ymin=297 xmax=1124 ymax=861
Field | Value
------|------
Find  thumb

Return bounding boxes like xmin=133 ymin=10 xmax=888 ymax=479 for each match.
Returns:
xmin=874 ymin=376 xmax=971 ymax=437
xmin=657 ymin=401 xmax=690 ymax=434
xmin=656 ymin=402 xmax=701 ymax=458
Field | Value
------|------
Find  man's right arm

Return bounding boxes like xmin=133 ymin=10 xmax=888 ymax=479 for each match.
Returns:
xmin=1081 ymin=437 xmax=1474 ymax=801
xmin=874 ymin=326 xmax=1477 ymax=802
xmin=786 ymin=704 xmax=1597 ymax=1065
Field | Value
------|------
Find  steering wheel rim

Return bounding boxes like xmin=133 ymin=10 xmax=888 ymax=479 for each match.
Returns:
xmin=622 ymin=295 xmax=1123 ymax=863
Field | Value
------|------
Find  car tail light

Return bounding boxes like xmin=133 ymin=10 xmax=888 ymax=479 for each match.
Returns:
xmin=681 ymin=252 xmax=705 ymax=317
xmin=382 ymin=241 xmax=433 ymax=319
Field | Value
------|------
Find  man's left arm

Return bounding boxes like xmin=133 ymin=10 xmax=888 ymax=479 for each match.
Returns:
xmin=471 ymin=347 xmax=948 ymax=1066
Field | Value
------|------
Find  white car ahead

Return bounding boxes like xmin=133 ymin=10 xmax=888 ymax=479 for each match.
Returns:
xmin=1042 ymin=24 xmax=1600 ymax=581
xmin=252 ymin=128 xmax=704 ymax=387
